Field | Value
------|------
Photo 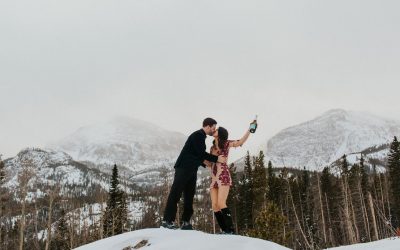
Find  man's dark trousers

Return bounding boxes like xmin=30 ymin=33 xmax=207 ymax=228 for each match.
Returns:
xmin=163 ymin=167 xmax=197 ymax=223
xmin=162 ymin=129 xmax=218 ymax=223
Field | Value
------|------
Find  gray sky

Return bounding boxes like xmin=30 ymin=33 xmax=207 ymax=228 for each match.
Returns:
xmin=1 ymin=0 xmax=400 ymax=160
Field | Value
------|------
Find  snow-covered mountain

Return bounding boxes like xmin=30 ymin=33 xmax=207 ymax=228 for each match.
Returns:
xmin=264 ymin=109 xmax=400 ymax=171
xmin=49 ymin=116 xmax=187 ymax=173
xmin=2 ymin=147 xmax=134 ymax=200
xmin=74 ymin=228 xmax=291 ymax=250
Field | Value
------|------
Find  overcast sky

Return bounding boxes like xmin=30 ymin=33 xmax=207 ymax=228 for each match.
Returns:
xmin=1 ymin=0 xmax=400 ymax=159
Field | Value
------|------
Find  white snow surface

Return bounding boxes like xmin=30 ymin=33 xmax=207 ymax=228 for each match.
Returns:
xmin=326 ymin=237 xmax=400 ymax=250
xmin=74 ymin=229 xmax=400 ymax=250
xmin=265 ymin=109 xmax=400 ymax=170
xmin=74 ymin=228 xmax=290 ymax=250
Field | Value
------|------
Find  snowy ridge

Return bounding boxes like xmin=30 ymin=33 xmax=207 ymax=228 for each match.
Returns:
xmin=265 ymin=109 xmax=400 ymax=170
xmin=2 ymin=148 xmax=135 ymax=200
xmin=73 ymin=228 xmax=290 ymax=250
xmin=4 ymin=148 xmax=83 ymax=191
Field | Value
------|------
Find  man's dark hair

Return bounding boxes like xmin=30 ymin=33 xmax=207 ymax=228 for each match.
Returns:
xmin=203 ymin=118 xmax=217 ymax=127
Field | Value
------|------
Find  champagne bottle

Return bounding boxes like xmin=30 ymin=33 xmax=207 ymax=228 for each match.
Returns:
xmin=249 ymin=115 xmax=258 ymax=133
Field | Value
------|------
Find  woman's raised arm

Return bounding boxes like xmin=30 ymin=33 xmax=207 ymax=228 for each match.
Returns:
xmin=229 ymin=129 xmax=251 ymax=148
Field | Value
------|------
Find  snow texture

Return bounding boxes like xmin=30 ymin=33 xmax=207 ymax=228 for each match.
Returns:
xmin=73 ymin=228 xmax=291 ymax=250
xmin=326 ymin=237 xmax=400 ymax=250
xmin=74 ymin=228 xmax=400 ymax=250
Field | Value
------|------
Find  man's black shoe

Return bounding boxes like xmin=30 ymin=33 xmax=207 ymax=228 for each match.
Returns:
xmin=180 ymin=221 xmax=193 ymax=230
xmin=221 ymin=230 xmax=235 ymax=235
xmin=161 ymin=221 xmax=177 ymax=229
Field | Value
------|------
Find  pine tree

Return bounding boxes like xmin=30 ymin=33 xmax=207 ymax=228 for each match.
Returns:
xmin=357 ymin=155 xmax=373 ymax=242
xmin=51 ymin=209 xmax=70 ymax=250
xmin=267 ymin=161 xmax=282 ymax=206
xmin=299 ymin=168 xmax=310 ymax=217
xmin=349 ymin=163 xmax=365 ymax=242
xmin=299 ymin=168 xmax=317 ymax=248
xmin=0 ymin=155 xmax=4 ymax=184
xmin=359 ymin=155 xmax=369 ymax=195
xmin=252 ymin=151 xmax=267 ymax=217
xmin=103 ymin=164 xmax=128 ymax=237
xmin=341 ymin=154 xmax=349 ymax=175
xmin=370 ymin=164 xmax=382 ymax=240
xmin=237 ymin=151 xmax=253 ymax=233
xmin=349 ymin=163 xmax=360 ymax=189
xmin=321 ymin=166 xmax=340 ymax=246
xmin=249 ymin=202 xmax=289 ymax=246
xmin=387 ymin=136 xmax=400 ymax=229
xmin=227 ymin=163 xmax=239 ymax=233
xmin=340 ymin=154 xmax=357 ymax=244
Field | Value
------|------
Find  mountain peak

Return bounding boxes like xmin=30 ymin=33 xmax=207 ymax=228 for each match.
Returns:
xmin=14 ymin=147 xmax=72 ymax=167
xmin=3 ymin=147 xmax=107 ymax=195
xmin=322 ymin=108 xmax=348 ymax=115
xmin=265 ymin=109 xmax=400 ymax=170
xmin=49 ymin=117 xmax=186 ymax=171
xmin=319 ymin=108 xmax=348 ymax=119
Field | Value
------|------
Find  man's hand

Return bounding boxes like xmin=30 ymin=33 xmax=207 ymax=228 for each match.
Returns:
xmin=218 ymin=155 xmax=227 ymax=164
xmin=203 ymin=160 xmax=212 ymax=168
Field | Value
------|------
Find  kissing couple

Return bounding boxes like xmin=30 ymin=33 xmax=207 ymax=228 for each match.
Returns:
xmin=161 ymin=117 xmax=256 ymax=234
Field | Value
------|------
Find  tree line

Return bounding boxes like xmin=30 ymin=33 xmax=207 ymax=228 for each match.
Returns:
xmin=1 ymin=136 xmax=400 ymax=249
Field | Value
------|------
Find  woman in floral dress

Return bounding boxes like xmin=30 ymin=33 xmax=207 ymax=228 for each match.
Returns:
xmin=204 ymin=124 xmax=252 ymax=234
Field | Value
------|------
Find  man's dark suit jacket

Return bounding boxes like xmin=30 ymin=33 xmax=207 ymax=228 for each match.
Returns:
xmin=174 ymin=129 xmax=218 ymax=171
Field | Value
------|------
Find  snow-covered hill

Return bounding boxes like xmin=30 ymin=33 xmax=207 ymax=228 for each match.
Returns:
xmin=326 ymin=237 xmax=400 ymax=250
xmin=2 ymin=147 xmax=134 ymax=199
xmin=49 ymin=116 xmax=187 ymax=173
xmin=73 ymin=228 xmax=290 ymax=250
xmin=265 ymin=109 xmax=400 ymax=170
xmin=73 ymin=228 xmax=400 ymax=250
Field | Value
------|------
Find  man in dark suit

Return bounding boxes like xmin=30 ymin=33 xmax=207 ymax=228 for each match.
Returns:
xmin=161 ymin=118 xmax=226 ymax=230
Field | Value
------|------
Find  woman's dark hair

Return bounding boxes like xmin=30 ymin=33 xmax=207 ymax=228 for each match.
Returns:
xmin=217 ymin=127 xmax=228 ymax=151
xmin=203 ymin=117 xmax=217 ymax=127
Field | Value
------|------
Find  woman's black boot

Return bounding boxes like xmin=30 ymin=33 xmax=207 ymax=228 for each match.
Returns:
xmin=221 ymin=207 xmax=235 ymax=234
xmin=214 ymin=211 xmax=226 ymax=233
